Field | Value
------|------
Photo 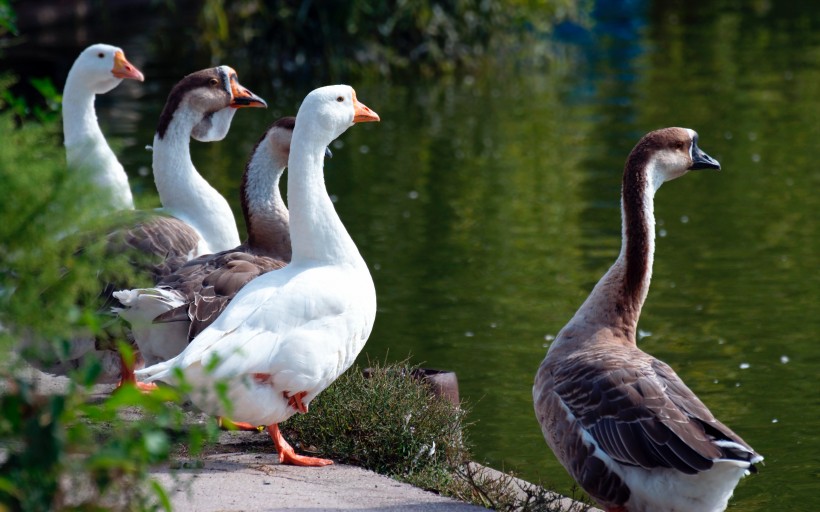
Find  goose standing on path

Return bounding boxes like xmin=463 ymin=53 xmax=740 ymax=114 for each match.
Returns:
xmin=115 ymin=117 xmax=304 ymax=368
xmin=533 ymin=128 xmax=762 ymax=512
xmin=62 ymin=44 xmax=144 ymax=211
xmin=136 ymin=85 xmax=380 ymax=466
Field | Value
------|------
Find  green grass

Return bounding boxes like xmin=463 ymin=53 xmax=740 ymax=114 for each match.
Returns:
xmin=284 ymin=361 xmax=468 ymax=476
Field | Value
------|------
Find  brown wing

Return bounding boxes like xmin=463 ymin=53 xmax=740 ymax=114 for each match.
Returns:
xmin=153 ymin=248 xmax=287 ymax=341
xmin=113 ymin=215 xmax=201 ymax=280
xmin=97 ymin=213 xmax=200 ymax=314
xmin=535 ymin=346 xmax=760 ymax=507
xmin=552 ymin=348 xmax=757 ymax=473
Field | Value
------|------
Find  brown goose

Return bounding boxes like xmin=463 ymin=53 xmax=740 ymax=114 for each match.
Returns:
xmin=114 ymin=117 xmax=302 ymax=368
xmin=24 ymin=67 xmax=267 ymax=387
xmin=533 ymin=128 xmax=761 ymax=512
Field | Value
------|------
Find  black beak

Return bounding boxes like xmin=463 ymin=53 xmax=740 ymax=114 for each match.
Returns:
xmin=325 ymin=147 xmax=333 ymax=159
xmin=690 ymin=139 xmax=721 ymax=170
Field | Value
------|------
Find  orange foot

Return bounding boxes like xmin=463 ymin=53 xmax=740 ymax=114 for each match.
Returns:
xmin=284 ymin=390 xmax=308 ymax=414
xmin=217 ymin=417 xmax=265 ymax=432
xmin=116 ymin=354 xmax=157 ymax=393
xmin=268 ymin=423 xmax=332 ymax=467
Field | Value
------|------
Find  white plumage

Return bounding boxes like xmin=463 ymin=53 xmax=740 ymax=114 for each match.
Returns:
xmin=62 ymin=43 xmax=144 ymax=211
xmin=136 ymin=85 xmax=380 ymax=466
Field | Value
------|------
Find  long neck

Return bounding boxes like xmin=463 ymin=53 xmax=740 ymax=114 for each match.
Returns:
xmin=287 ymin=131 xmax=360 ymax=264
xmin=241 ymin=146 xmax=291 ymax=259
xmin=62 ymin=78 xmax=103 ymax=149
xmin=563 ymin=159 xmax=659 ymax=345
xmin=152 ymin=111 xmax=240 ymax=253
xmin=62 ymin=74 xmax=134 ymax=210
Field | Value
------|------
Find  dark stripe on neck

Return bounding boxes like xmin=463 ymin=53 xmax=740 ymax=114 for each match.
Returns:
xmin=621 ymin=139 xmax=653 ymax=317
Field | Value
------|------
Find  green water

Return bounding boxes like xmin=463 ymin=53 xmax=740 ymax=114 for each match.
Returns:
xmin=9 ymin=1 xmax=820 ymax=509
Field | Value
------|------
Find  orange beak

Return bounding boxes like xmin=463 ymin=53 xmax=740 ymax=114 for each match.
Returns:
xmin=111 ymin=50 xmax=145 ymax=82
xmin=352 ymin=90 xmax=380 ymax=123
xmin=230 ymin=76 xmax=267 ymax=109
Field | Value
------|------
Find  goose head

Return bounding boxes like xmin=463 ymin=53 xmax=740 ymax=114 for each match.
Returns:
xmin=630 ymin=127 xmax=721 ymax=191
xmin=156 ymin=65 xmax=266 ymax=142
xmin=263 ymin=116 xmax=297 ymax=163
xmin=296 ymin=85 xmax=380 ymax=143
xmin=254 ymin=117 xmax=334 ymax=161
xmin=69 ymin=44 xmax=144 ymax=95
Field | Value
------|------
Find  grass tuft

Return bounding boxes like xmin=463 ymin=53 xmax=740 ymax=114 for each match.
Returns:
xmin=284 ymin=360 xmax=468 ymax=477
xmin=283 ymin=361 xmax=593 ymax=511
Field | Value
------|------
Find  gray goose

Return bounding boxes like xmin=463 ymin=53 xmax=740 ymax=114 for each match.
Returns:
xmin=114 ymin=117 xmax=303 ymax=369
xmin=533 ymin=128 xmax=762 ymax=512
xmin=92 ymin=68 xmax=266 ymax=386
xmin=106 ymin=65 xmax=269 ymax=284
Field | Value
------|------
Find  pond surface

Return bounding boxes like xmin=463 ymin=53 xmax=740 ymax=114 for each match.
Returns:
xmin=6 ymin=1 xmax=820 ymax=509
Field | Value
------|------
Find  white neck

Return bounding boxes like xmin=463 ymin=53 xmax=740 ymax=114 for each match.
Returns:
xmin=287 ymin=129 xmax=362 ymax=265
xmin=152 ymin=109 xmax=240 ymax=254
xmin=62 ymin=74 xmax=134 ymax=210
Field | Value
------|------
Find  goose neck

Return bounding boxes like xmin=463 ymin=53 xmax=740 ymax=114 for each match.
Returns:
xmin=151 ymin=117 xmax=240 ymax=252
xmin=242 ymin=149 xmax=291 ymax=258
xmin=287 ymin=135 xmax=358 ymax=264
xmin=152 ymin=116 xmax=202 ymax=206
xmin=62 ymin=80 xmax=102 ymax=149
xmin=563 ymin=159 xmax=658 ymax=346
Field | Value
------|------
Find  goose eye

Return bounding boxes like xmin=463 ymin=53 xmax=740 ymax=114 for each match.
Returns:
xmin=336 ymin=96 xmax=344 ymax=102
xmin=98 ymin=53 xmax=105 ymax=59
xmin=210 ymin=78 xmax=219 ymax=86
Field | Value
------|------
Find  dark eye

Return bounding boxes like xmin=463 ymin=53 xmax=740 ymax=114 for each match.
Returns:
xmin=98 ymin=53 xmax=105 ymax=59
xmin=336 ymin=96 xmax=344 ymax=102
xmin=675 ymin=141 xmax=685 ymax=150
xmin=210 ymin=78 xmax=219 ymax=86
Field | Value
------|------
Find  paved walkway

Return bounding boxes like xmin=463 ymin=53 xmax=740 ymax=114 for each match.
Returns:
xmin=153 ymin=452 xmax=487 ymax=511
xmin=17 ymin=366 xmax=598 ymax=512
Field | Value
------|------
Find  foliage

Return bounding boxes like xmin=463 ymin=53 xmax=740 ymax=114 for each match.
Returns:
xmin=0 ymin=76 xmax=211 ymax=510
xmin=191 ymin=0 xmax=581 ymax=78
xmin=284 ymin=361 xmax=468 ymax=476
xmin=0 ymin=369 xmax=210 ymax=511
xmin=0 ymin=0 xmax=16 ymax=37
xmin=0 ymin=75 xmax=148 ymax=361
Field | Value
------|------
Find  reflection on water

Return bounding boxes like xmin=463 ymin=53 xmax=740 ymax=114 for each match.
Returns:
xmin=6 ymin=1 xmax=820 ymax=510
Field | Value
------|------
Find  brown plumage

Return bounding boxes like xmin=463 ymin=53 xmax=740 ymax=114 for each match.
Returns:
xmin=115 ymin=117 xmax=301 ymax=364
xmin=533 ymin=128 xmax=760 ymax=512
xmin=153 ymin=249 xmax=287 ymax=340
xmin=106 ymin=214 xmax=201 ymax=282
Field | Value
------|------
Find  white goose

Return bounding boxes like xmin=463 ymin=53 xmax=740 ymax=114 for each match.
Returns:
xmin=136 ymin=85 xmax=380 ymax=466
xmin=115 ymin=117 xmax=301 ymax=368
xmin=62 ymin=43 xmax=144 ymax=211
xmin=533 ymin=128 xmax=762 ymax=512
